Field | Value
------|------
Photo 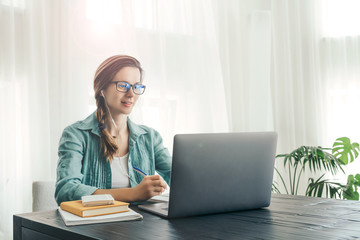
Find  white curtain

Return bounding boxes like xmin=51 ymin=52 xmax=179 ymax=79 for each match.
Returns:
xmin=1 ymin=0 xmax=360 ymax=239
xmin=1 ymin=1 xmax=58 ymax=239
xmin=215 ymin=0 xmax=273 ymax=132
xmin=215 ymin=0 xmax=360 ymax=194
xmin=270 ymin=0 xmax=360 ymax=193
xmin=319 ymin=0 xmax=360 ymax=182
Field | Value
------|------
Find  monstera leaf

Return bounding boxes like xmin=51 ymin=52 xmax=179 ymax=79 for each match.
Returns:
xmin=332 ymin=137 xmax=360 ymax=164
xmin=343 ymin=174 xmax=360 ymax=200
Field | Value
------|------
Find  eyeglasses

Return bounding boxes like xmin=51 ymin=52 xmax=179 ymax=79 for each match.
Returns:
xmin=111 ymin=81 xmax=146 ymax=95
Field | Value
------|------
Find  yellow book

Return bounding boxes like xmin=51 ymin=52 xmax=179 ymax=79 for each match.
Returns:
xmin=60 ymin=200 xmax=129 ymax=218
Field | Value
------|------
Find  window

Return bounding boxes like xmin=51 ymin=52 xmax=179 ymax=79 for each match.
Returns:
xmin=321 ymin=0 xmax=360 ymax=37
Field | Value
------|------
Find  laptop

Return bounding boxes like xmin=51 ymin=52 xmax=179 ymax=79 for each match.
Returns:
xmin=138 ymin=132 xmax=278 ymax=218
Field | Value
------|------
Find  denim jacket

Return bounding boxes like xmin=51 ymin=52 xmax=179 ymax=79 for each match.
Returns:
xmin=55 ymin=112 xmax=172 ymax=205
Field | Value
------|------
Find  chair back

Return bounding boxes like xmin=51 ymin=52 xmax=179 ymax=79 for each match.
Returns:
xmin=32 ymin=181 xmax=58 ymax=211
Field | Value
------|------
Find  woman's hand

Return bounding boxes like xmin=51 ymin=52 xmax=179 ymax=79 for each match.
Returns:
xmin=131 ymin=175 xmax=167 ymax=202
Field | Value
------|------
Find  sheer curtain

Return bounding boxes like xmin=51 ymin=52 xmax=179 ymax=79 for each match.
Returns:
xmin=1 ymin=1 xmax=58 ymax=239
xmin=216 ymin=0 xmax=360 ymax=194
xmin=215 ymin=0 xmax=273 ymax=132
xmin=0 ymin=0 xmax=228 ymax=239
xmin=319 ymin=0 xmax=360 ymax=181
xmin=270 ymin=0 xmax=360 ymax=193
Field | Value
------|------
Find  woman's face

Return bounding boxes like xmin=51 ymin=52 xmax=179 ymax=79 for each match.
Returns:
xmin=103 ymin=66 xmax=142 ymax=116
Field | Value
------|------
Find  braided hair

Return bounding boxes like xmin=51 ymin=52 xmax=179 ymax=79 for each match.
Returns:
xmin=93 ymin=55 xmax=143 ymax=161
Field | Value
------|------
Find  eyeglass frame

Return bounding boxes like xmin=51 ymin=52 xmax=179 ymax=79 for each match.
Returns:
xmin=111 ymin=81 xmax=146 ymax=95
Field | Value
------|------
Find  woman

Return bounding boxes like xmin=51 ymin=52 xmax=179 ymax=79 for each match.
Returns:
xmin=55 ymin=55 xmax=171 ymax=205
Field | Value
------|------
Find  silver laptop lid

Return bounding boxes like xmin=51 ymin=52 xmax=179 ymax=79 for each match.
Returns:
xmin=168 ymin=132 xmax=277 ymax=218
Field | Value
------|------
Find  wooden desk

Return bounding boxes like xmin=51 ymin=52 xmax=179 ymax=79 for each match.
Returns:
xmin=14 ymin=194 xmax=360 ymax=240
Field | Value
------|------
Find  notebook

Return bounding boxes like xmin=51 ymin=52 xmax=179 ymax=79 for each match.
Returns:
xmin=58 ymin=207 xmax=143 ymax=226
xmin=60 ymin=199 xmax=129 ymax=217
xmin=138 ymin=132 xmax=277 ymax=218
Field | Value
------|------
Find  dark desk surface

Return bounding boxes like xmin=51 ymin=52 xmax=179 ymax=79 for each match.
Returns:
xmin=14 ymin=194 xmax=360 ymax=240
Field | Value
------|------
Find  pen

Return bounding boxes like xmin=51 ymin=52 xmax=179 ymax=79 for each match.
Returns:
xmin=133 ymin=166 xmax=148 ymax=177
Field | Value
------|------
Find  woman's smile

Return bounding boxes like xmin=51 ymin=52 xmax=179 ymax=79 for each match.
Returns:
xmin=121 ymin=100 xmax=133 ymax=107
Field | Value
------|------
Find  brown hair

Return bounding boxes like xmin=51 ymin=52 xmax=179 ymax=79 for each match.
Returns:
xmin=94 ymin=55 xmax=143 ymax=161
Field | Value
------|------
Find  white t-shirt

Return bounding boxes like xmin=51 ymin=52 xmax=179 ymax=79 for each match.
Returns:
xmin=111 ymin=153 xmax=131 ymax=188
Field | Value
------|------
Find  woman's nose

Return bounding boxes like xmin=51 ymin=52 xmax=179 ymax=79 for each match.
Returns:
xmin=126 ymin=88 xmax=135 ymax=97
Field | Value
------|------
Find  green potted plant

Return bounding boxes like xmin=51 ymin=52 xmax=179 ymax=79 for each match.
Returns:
xmin=272 ymin=137 xmax=360 ymax=200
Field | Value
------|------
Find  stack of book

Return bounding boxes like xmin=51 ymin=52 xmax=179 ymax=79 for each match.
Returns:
xmin=58 ymin=194 xmax=143 ymax=226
